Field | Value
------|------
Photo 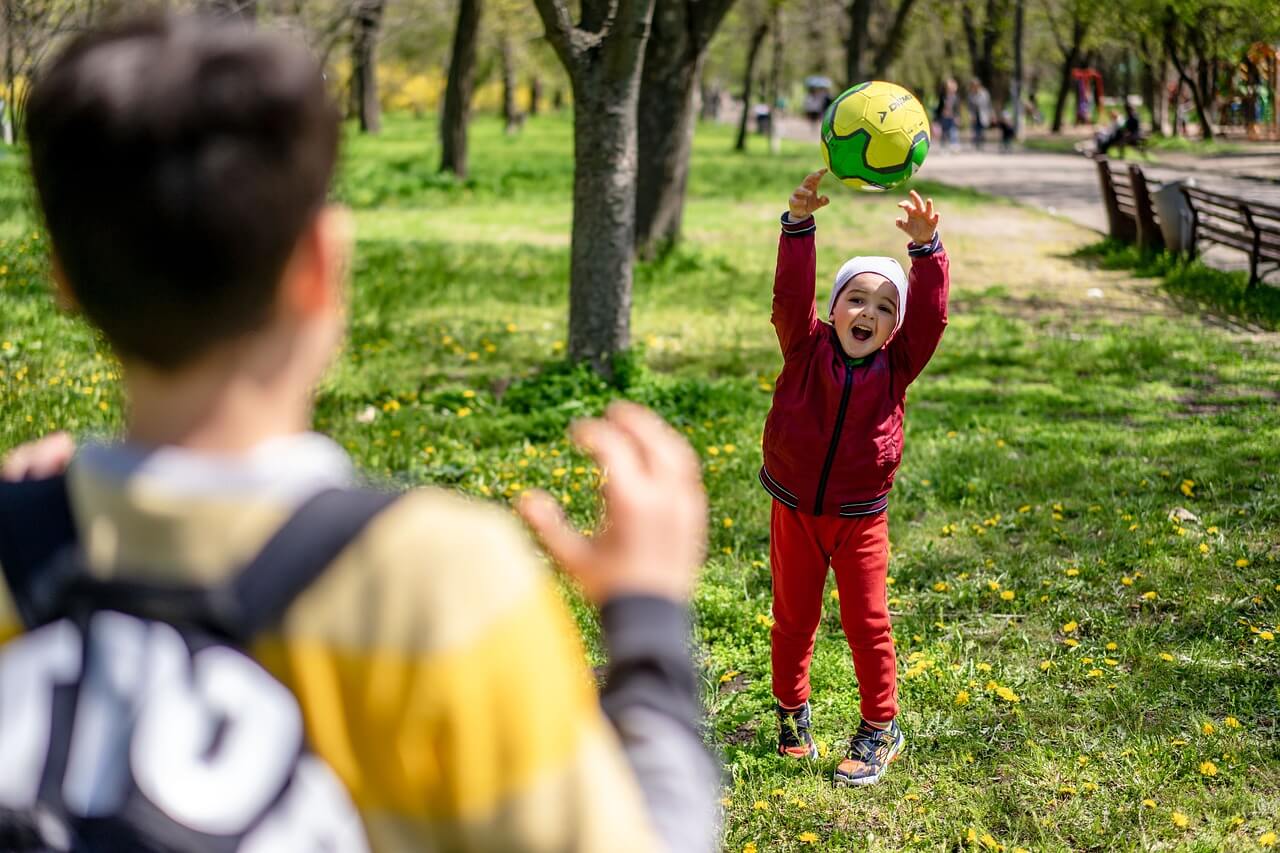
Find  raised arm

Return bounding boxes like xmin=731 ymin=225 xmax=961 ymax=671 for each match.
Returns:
xmin=773 ymin=170 xmax=829 ymax=360
xmin=889 ymin=191 xmax=950 ymax=385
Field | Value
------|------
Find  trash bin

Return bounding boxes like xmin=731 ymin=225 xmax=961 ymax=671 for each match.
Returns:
xmin=754 ymin=105 xmax=772 ymax=136
xmin=1153 ymin=178 xmax=1196 ymax=254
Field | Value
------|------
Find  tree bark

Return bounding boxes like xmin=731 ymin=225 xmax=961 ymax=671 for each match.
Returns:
xmin=4 ymin=0 xmax=14 ymax=146
xmin=1011 ymin=0 xmax=1023 ymax=138
xmin=351 ymin=0 xmax=385 ymax=134
xmin=1164 ymin=13 xmax=1212 ymax=140
xmin=1049 ymin=12 xmax=1085 ymax=134
xmin=440 ymin=0 xmax=483 ymax=175
xmin=500 ymin=33 xmax=519 ymax=134
xmin=735 ymin=21 xmax=769 ymax=152
xmin=846 ymin=0 xmax=872 ymax=86
xmin=633 ymin=0 xmax=738 ymax=257
xmin=533 ymin=0 xmax=657 ymax=371
xmin=205 ymin=0 xmax=257 ymax=20
xmin=869 ymin=0 xmax=919 ymax=78
xmin=529 ymin=75 xmax=542 ymax=116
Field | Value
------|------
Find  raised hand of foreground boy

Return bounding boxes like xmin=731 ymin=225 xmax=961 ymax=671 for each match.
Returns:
xmin=789 ymin=168 xmax=830 ymax=221
xmin=519 ymin=401 xmax=707 ymax=604
xmin=1 ymin=432 xmax=75 ymax=481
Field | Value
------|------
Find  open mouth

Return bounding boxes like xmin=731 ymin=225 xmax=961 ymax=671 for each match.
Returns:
xmin=850 ymin=327 xmax=873 ymax=342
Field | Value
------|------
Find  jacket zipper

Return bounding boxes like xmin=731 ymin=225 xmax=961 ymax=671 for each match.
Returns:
xmin=813 ymin=357 xmax=855 ymax=515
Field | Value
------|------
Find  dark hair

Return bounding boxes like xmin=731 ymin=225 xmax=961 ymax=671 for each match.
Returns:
xmin=26 ymin=15 xmax=340 ymax=368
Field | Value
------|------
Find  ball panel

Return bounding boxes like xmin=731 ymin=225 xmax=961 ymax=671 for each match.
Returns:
xmin=818 ymin=80 xmax=931 ymax=192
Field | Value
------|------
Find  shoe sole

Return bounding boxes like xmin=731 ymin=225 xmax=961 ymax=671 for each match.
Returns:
xmin=832 ymin=737 xmax=905 ymax=788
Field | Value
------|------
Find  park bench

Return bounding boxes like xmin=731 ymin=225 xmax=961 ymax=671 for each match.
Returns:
xmin=1179 ymin=186 xmax=1280 ymax=287
xmin=1094 ymin=156 xmax=1164 ymax=251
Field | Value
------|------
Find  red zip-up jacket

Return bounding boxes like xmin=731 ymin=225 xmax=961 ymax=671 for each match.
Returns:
xmin=759 ymin=212 xmax=950 ymax=517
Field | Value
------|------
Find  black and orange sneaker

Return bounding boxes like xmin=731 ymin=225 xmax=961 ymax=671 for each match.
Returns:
xmin=832 ymin=719 xmax=904 ymax=787
xmin=776 ymin=702 xmax=819 ymax=759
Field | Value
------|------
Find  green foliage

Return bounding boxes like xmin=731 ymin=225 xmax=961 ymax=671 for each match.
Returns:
xmin=1076 ymin=239 xmax=1280 ymax=331
xmin=2 ymin=114 xmax=1279 ymax=851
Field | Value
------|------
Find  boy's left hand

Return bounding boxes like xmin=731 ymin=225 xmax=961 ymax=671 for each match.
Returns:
xmin=895 ymin=190 xmax=939 ymax=244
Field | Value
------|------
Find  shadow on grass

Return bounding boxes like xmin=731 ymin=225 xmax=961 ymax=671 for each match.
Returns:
xmin=1067 ymin=239 xmax=1280 ymax=332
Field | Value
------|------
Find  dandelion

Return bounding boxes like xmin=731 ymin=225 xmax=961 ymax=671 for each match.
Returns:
xmin=456 ymin=407 xmax=472 ymax=418
xmin=1180 ymin=479 xmax=1195 ymax=497
xmin=1199 ymin=761 xmax=1218 ymax=776
xmin=505 ymin=323 xmax=518 ymax=333
xmin=1172 ymin=811 xmax=1189 ymax=828
xmin=771 ymin=788 xmax=785 ymax=798
xmin=1064 ymin=638 xmax=1079 ymax=648
xmin=1202 ymin=722 xmax=1216 ymax=735
xmin=462 ymin=389 xmax=476 ymax=398
xmin=1225 ymin=716 xmax=1241 ymax=729
xmin=797 ymin=832 xmax=819 ymax=844
xmin=1260 ymin=631 xmax=1275 ymax=642
xmin=955 ymin=690 xmax=970 ymax=705
xmin=752 ymin=800 xmax=767 ymax=811
xmin=1121 ymin=575 xmax=1134 ymax=586
xmin=722 ymin=517 xmax=734 ymax=528
xmin=933 ymin=581 xmax=949 ymax=592
xmin=977 ymin=663 xmax=992 ymax=672
xmin=755 ymin=613 xmax=774 ymax=629
xmin=1259 ymin=831 xmax=1277 ymax=848
xmin=719 ymin=671 xmax=740 ymax=684
xmin=1039 ymin=660 xmax=1052 ymax=671
xmin=1207 ymin=525 xmax=1219 ymax=534
xmin=995 ymin=686 xmax=1020 ymax=703
xmin=1000 ymin=590 xmax=1015 ymax=601
xmin=1062 ymin=620 xmax=1079 ymax=634
xmin=1105 ymin=659 xmax=1119 ymax=667
xmin=1142 ymin=591 xmax=1157 ymax=601
xmin=1159 ymin=652 xmax=1175 ymax=661
xmin=1087 ymin=669 xmax=1103 ymax=678
xmin=1105 ymin=642 xmax=1118 ymax=651
xmin=988 ymin=580 xmax=1001 ymax=591
xmin=1065 ymin=567 xmax=1080 ymax=577
xmin=742 ymin=844 xmax=758 ymax=853
xmin=1142 ymin=799 xmax=1157 ymax=809
xmin=1236 ymin=558 xmax=1251 ymax=568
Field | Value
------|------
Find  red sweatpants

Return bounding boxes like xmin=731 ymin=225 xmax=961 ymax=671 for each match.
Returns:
xmin=769 ymin=501 xmax=898 ymax=722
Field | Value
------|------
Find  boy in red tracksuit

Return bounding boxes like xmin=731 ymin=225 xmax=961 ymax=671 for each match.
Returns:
xmin=760 ymin=169 xmax=948 ymax=787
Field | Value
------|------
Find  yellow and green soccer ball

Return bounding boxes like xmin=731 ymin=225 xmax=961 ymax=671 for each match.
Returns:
xmin=821 ymin=81 xmax=930 ymax=191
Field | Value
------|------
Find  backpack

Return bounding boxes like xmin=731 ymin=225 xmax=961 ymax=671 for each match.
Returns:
xmin=0 ymin=475 xmax=397 ymax=852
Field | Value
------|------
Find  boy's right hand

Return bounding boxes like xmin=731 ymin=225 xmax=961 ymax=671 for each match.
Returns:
xmin=518 ymin=402 xmax=706 ymax=605
xmin=789 ymin=169 xmax=830 ymax=221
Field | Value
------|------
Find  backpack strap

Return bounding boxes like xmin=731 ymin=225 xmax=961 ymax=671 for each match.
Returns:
xmin=25 ymin=487 xmax=400 ymax=642
xmin=221 ymin=487 xmax=400 ymax=639
xmin=0 ymin=475 xmax=77 ymax=627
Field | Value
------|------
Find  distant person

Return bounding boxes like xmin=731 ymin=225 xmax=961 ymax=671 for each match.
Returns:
xmin=935 ymin=77 xmax=960 ymax=150
xmin=0 ymin=14 xmax=719 ymax=852
xmin=967 ymin=79 xmax=992 ymax=149
xmin=997 ymin=106 xmax=1016 ymax=152
xmin=762 ymin=170 xmax=949 ymax=786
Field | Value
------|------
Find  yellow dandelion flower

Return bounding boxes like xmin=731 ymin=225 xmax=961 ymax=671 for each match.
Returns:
xmin=1142 ymin=591 xmax=1157 ymax=601
xmin=1039 ymin=660 xmax=1053 ymax=671
xmin=1121 ymin=575 xmax=1134 ymax=586
xmin=1199 ymin=761 xmax=1218 ymax=776
xmin=797 ymin=832 xmax=819 ymax=844
xmin=988 ymin=580 xmax=1001 ymax=591
xmin=505 ymin=323 xmax=518 ymax=332
xmin=1001 ymin=590 xmax=1015 ymax=601
xmin=954 ymin=690 xmax=970 ymax=705
xmin=462 ymin=389 xmax=476 ymax=398
xmin=829 ymin=588 xmax=839 ymax=601
xmin=1172 ymin=811 xmax=1189 ymax=828
xmin=977 ymin=663 xmax=993 ymax=672
xmin=1236 ymin=558 xmax=1251 ymax=568
xmin=933 ymin=581 xmax=949 ymax=592
xmin=1105 ymin=659 xmax=1119 ymax=666
xmin=1065 ymin=567 xmax=1080 ymax=577
xmin=1225 ymin=716 xmax=1241 ymax=729
xmin=719 ymin=671 xmax=739 ymax=684
xmin=1062 ymin=620 xmax=1079 ymax=633
xmin=752 ymin=800 xmax=767 ymax=811
xmin=1064 ymin=638 xmax=1080 ymax=648
xmin=722 ymin=517 xmax=734 ymax=528
xmin=1260 ymin=631 xmax=1275 ymax=641
xmin=995 ymin=686 xmax=1020 ymax=703
xmin=456 ymin=407 xmax=472 ymax=418
xmin=1259 ymin=831 xmax=1277 ymax=847
xmin=771 ymin=788 xmax=785 ymax=798
xmin=1159 ymin=652 xmax=1175 ymax=661
xmin=1142 ymin=799 xmax=1157 ymax=808
xmin=1207 ymin=525 xmax=1219 ymax=534
xmin=743 ymin=845 xmax=758 ymax=853
xmin=1087 ymin=669 xmax=1103 ymax=678
xmin=1202 ymin=722 xmax=1215 ymax=735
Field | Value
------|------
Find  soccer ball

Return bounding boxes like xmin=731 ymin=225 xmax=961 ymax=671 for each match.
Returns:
xmin=820 ymin=81 xmax=930 ymax=192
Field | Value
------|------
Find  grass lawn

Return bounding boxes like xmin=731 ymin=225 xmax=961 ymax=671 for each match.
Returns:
xmin=2 ymin=114 xmax=1279 ymax=851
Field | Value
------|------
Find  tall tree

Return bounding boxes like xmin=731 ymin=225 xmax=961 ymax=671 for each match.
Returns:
xmin=1041 ymin=0 xmax=1093 ymax=133
xmin=350 ymin=0 xmax=386 ymax=134
xmin=846 ymin=0 xmax=920 ymax=86
xmin=499 ymin=31 xmax=520 ymax=134
xmin=533 ymin=0 xmax=657 ymax=370
xmin=633 ymin=0 xmax=738 ymax=257
xmin=960 ymin=0 xmax=1012 ymax=93
xmin=734 ymin=19 xmax=769 ymax=152
xmin=440 ymin=0 xmax=483 ymax=175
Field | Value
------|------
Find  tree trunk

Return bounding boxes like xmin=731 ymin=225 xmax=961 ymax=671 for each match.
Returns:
xmin=440 ymin=0 xmax=483 ymax=175
xmin=351 ymin=0 xmax=385 ymax=134
xmin=634 ymin=0 xmax=737 ymax=257
xmin=1164 ymin=14 xmax=1212 ymax=141
xmin=1011 ymin=0 xmax=1023 ymax=138
xmin=534 ymin=0 xmax=656 ymax=372
xmin=735 ymin=21 xmax=768 ymax=152
xmin=1139 ymin=34 xmax=1156 ymax=135
xmin=500 ymin=34 xmax=519 ymax=134
xmin=529 ymin=75 xmax=542 ymax=116
xmin=869 ymin=0 xmax=920 ymax=78
xmin=845 ymin=0 xmax=872 ymax=86
xmin=4 ymin=0 xmax=14 ymax=146
xmin=1051 ymin=47 xmax=1078 ymax=134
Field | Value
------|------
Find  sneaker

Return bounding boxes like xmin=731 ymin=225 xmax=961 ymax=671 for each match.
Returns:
xmin=833 ymin=719 xmax=905 ymax=787
xmin=776 ymin=702 xmax=818 ymax=759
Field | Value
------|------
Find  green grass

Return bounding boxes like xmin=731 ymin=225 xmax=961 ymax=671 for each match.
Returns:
xmin=1075 ymin=239 xmax=1280 ymax=331
xmin=2 ymin=114 xmax=1279 ymax=852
